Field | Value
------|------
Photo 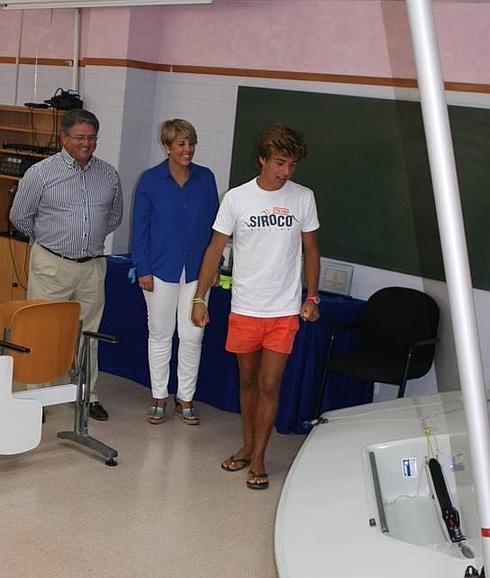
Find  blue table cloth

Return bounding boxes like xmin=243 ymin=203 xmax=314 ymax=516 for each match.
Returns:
xmin=99 ymin=255 xmax=373 ymax=434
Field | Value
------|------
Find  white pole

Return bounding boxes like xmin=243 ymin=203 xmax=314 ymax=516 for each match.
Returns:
xmin=405 ymin=0 xmax=490 ymax=569
xmin=72 ymin=8 xmax=80 ymax=91
xmin=13 ymin=11 xmax=24 ymax=105
xmin=33 ymin=49 xmax=38 ymax=102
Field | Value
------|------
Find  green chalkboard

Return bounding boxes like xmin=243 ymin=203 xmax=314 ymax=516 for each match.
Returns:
xmin=229 ymin=87 xmax=490 ymax=290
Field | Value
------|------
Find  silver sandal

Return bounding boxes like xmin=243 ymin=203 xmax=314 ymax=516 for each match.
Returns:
xmin=146 ymin=402 xmax=166 ymax=424
xmin=174 ymin=397 xmax=200 ymax=425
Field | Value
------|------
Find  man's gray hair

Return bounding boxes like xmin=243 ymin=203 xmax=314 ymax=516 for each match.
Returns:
xmin=61 ymin=109 xmax=99 ymax=134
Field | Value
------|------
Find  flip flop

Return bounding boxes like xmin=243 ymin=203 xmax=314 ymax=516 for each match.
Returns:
xmin=221 ymin=454 xmax=251 ymax=472
xmin=246 ymin=471 xmax=269 ymax=490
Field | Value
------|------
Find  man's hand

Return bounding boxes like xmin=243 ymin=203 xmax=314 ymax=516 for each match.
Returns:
xmin=138 ymin=275 xmax=154 ymax=292
xmin=300 ymin=300 xmax=320 ymax=322
xmin=191 ymin=302 xmax=209 ymax=328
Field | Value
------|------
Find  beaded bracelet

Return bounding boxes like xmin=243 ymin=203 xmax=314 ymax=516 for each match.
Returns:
xmin=305 ymin=295 xmax=320 ymax=305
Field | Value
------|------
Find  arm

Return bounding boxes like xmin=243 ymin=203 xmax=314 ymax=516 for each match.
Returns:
xmin=9 ymin=167 xmax=43 ymax=239
xmin=106 ymin=172 xmax=123 ymax=234
xmin=300 ymin=230 xmax=321 ymax=322
xmin=208 ymin=171 xmax=222 ymax=286
xmin=191 ymin=231 xmax=230 ymax=327
xmin=131 ymin=174 xmax=153 ymax=291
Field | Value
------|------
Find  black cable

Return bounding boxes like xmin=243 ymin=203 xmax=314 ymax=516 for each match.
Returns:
xmin=47 ymin=105 xmax=56 ymax=148
xmin=8 ymin=236 xmax=27 ymax=292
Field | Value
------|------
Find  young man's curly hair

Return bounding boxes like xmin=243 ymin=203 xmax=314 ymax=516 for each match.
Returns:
xmin=256 ymin=125 xmax=307 ymax=165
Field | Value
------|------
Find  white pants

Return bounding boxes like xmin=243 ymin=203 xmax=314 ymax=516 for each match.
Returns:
xmin=143 ymin=272 xmax=207 ymax=402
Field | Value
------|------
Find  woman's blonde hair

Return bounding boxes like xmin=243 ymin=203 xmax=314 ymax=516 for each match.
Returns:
xmin=160 ymin=119 xmax=197 ymax=147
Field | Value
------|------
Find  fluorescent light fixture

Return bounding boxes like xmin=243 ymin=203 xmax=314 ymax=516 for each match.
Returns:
xmin=4 ymin=0 xmax=212 ymax=8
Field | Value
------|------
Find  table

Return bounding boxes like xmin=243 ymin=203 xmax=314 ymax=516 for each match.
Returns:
xmin=99 ymin=256 xmax=373 ymax=434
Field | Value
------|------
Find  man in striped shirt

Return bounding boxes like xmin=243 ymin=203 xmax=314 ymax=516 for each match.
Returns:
xmin=10 ymin=109 xmax=123 ymax=421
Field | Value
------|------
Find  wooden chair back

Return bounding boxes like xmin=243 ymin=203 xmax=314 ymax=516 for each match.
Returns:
xmin=0 ymin=300 xmax=80 ymax=384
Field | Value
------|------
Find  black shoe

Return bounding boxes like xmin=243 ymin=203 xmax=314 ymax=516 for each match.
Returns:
xmin=89 ymin=402 xmax=109 ymax=421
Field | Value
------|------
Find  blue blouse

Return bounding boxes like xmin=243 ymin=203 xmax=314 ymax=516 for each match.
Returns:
xmin=131 ymin=160 xmax=219 ymax=283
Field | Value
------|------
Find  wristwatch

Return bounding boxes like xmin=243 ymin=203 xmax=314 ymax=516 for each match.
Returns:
xmin=306 ymin=295 xmax=320 ymax=305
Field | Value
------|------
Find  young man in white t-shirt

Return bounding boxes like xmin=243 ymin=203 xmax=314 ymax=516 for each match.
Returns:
xmin=191 ymin=125 xmax=320 ymax=490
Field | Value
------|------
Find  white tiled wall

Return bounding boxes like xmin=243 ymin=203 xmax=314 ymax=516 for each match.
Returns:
xmin=16 ymin=64 xmax=74 ymax=107
xmin=0 ymin=64 xmax=18 ymax=104
xmin=151 ymin=72 xmax=240 ymax=197
xmin=116 ymin=67 xmax=158 ymax=255
xmin=2 ymin=61 xmax=490 ymax=397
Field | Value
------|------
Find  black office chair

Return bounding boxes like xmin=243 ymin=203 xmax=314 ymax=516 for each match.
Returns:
xmin=314 ymin=286 xmax=439 ymax=420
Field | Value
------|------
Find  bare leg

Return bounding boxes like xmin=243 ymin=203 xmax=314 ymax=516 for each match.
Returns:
xmin=227 ymin=349 xmax=288 ymax=472
xmin=249 ymin=348 xmax=289 ymax=475
xmin=233 ymin=350 xmax=261 ymax=460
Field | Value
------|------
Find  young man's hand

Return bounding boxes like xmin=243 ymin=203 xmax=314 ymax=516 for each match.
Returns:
xmin=300 ymin=300 xmax=320 ymax=322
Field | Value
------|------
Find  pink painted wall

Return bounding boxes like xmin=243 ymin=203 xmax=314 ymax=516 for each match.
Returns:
xmin=159 ymin=1 xmax=398 ymax=75
xmin=1 ymin=0 xmax=490 ymax=84
xmin=155 ymin=0 xmax=490 ymax=84
xmin=0 ymin=9 xmax=76 ymax=58
xmin=127 ymin=6 xmax=163 ymax=62
xmin=83 ymin=8 xmax=130 ymax=59
xmin=0 ymin=7 xmax=131 ymax=60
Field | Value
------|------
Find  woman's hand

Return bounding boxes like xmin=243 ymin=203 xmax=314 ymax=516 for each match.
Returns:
xmin=138 ymin=275 xmax=154 ymax=292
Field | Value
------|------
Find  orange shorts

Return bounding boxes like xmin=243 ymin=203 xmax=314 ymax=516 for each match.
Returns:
xmin=225 ymin=312 xmax=300 ymax=355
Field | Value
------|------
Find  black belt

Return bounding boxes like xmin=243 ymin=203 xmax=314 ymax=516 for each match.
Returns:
xmin=40 ymin=245 xmax=99 ymax=263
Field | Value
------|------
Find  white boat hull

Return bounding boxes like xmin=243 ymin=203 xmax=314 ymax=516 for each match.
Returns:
xmin=275 ymin=392 xmax=482 ymax=577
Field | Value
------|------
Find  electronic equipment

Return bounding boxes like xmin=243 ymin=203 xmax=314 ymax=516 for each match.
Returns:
xmin=44 ymin=89 xmax=83 ymax=110
xmin=0 ymin=152 xmax=40 ymax=177
xmin=2 ymin=142 xmax=58 ymax=156
xmin=24 ymin=102 xmax=50 ymax=109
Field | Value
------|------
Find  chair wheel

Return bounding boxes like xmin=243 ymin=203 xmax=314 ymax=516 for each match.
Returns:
xmin=105 ymin=458 xmax=118 ymax=467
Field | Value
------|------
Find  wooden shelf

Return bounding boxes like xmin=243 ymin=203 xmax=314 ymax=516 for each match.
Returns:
xmin=0 ymin=173 xmax=21 ymax=182
xmin=0 ymin=124 xmax=57 ymax=136
xmin=0 ymin=148 xmax=50 ymax=158
xmin=0 ymin=104 xmax=56 ymax=116
xmin=0 ymin=104 xmax=62 ymax=301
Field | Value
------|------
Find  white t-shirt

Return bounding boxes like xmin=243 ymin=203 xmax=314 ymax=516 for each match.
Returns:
xmin=213 ymin=177 xmax=320 ymax=317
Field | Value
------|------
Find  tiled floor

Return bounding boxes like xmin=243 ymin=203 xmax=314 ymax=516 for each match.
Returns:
xmin=0 ymin=374 xmax=305 ymax=578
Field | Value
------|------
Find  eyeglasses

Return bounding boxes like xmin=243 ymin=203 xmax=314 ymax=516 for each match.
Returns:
xmin=66 ymin=134 xmax=98 ymax=143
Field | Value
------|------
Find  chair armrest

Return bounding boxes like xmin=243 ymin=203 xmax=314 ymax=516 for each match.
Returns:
xmin=408 ymin=337 xmax=438 ymax=353
xmin=82 ymin=330 xmax=119 ymax=344
xmin=0 ymin=339 xmax=30 ymax=353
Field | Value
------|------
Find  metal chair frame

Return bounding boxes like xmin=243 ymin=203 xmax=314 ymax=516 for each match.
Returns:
xmin=0 ymin=300 xmax=119 ymax=465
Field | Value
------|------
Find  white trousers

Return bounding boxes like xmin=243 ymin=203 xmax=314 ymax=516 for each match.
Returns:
xmin=143 ymin=272 xmax=207 ymax=402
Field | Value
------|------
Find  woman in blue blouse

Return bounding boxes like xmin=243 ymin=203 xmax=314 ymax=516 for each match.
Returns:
xmin=132 ymin=119 xmax=219 ymax=425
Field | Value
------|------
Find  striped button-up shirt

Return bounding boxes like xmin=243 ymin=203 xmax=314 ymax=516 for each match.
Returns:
xmin=10 ymin=148 xmax=123 ymax=259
